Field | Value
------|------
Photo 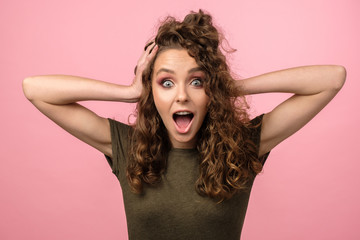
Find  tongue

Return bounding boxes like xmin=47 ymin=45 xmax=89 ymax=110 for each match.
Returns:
xmin=175 ymin=115 xmax=192 ymax=129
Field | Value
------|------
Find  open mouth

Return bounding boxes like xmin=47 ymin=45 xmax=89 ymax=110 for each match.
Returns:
xmin=173 ymin=111 xmax=194 ymax=130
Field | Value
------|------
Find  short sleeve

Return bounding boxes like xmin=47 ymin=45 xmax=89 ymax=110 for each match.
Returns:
xmin=104 ymin=118 xmax=131 ymax=176
xmin=249 ymin=114 xmax=270 ymax=165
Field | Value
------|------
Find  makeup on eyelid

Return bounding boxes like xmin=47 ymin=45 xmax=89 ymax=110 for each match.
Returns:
xmin=156 ymin=75 xmax=205 ymax=88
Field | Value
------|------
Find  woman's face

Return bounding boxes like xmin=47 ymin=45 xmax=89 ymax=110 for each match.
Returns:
xmin=151 ymin=48 xmax=209 ymax=149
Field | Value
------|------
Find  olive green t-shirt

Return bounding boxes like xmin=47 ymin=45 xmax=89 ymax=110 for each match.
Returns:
xmin=105 ymin=115 xmax=269 ymax=240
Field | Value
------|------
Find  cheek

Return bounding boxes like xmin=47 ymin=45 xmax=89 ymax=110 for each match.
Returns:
xmin=151 ymin=88 xmax=169 ymax=117
xmin=152 ymin=87 xmax=162 ymax=104
xmin=151 ymin=82 xmax=162 ymax=105
xmin=152 ymin=85 xmax=175 ymax=105
xmin=194 ymin=91 xmax=210 ymax=109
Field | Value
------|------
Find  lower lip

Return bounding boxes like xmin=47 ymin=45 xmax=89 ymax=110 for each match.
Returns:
xmin=174 ymin=116 xmax=194 ymax=134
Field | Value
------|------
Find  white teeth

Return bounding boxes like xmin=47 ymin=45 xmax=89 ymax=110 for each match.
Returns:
xmin=175 ymin=111 xmax=192 ymax=115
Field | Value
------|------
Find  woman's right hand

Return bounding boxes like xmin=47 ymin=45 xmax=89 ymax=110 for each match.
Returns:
xmin=130 ymin=41 xmax=158 ymax=100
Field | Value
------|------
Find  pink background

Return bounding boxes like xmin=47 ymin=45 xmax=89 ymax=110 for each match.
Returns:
xmin=1 ymin=0 xmax=359 ymax=239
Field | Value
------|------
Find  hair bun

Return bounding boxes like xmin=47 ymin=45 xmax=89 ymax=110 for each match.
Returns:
xmin=155 ymin=9 xmax=220 ymax=68
xmin=183 ymin=9 xmax=213 ymax=27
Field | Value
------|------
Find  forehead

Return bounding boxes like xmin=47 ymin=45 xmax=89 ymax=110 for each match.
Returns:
xmin=153 ymin=48 xmax=200 ymax=72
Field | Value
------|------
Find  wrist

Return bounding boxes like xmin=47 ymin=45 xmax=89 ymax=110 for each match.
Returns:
xmin=124 ymin=84 xmax=141 ymax=103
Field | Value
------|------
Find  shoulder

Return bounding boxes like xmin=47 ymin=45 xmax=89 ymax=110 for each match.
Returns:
xmin=245 ymin=114 xmax=265 ymax=140
xmin=108 ymin=118 xmax=131 ymax=131
xmin=107 ymin=118 xmax=133 ymax=154
xmin=105 ymin=119 xmax=133 ymax=173
xmin=248 ymin=114 xmax=270 ymax=163
xmin=250 ymin=114 xmax=265 ymax=126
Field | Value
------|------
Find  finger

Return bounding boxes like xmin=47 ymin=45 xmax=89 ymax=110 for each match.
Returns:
xmin=134 ymin=42 xmax=157 ymax=75
xmin=143 ymin=43 xmax=157 ymax=65
xmin=144 ymin=42 xmax=156 ymax=55
xmin=144 ymin=41 xmax=154 ymax=51
xmin=148 ymin=43 xmax=157 ymax=54
xmin=148 ymin=44 xmax=158 ymax=57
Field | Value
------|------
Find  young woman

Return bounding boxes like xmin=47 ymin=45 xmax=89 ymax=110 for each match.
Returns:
xmin=22 ymin=10 xmax=346 ymax=240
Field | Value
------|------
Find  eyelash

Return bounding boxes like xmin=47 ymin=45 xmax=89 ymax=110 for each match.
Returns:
xmin=191 ymin=78 xmax=203 ymax=87
xmin=161 ymin=79 xmax=174 ymax=88
xmin=159 ymin=78 xmax=204 ymax=88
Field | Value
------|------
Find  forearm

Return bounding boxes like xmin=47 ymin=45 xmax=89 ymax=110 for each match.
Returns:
xmin=22 ymin=75 xmax=139 ymax=104
xmin=238 ymin=65 xmax=346 ymax=96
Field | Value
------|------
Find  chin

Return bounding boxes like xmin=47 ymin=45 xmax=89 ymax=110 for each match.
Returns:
xmin=172 ymin=134 xmax=197 ymax=148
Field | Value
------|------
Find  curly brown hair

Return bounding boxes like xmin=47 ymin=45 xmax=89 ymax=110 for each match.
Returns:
xmin=126 ymin=9 xmax=263 ymax=201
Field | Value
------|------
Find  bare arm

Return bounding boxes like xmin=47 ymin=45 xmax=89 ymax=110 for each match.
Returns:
xmin=22 ymin=75 xmax=135 ymax=157
xmin=23 ymin=42 xmax=158 ymax=158
xmin=23 ymin=75 xmax=142 ymax=104
xmin=237 ymin=65 xmax=346 ymax=156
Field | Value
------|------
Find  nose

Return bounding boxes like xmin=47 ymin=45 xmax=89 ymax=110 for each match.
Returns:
xmin=175 ymin=84 xmax=189 ymax=103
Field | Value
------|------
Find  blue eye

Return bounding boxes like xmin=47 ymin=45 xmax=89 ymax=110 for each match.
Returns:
xmin=162 ymin=80 xmax=174 ymax=88
xmin=191 ymin=79 xmax=203 ymax=87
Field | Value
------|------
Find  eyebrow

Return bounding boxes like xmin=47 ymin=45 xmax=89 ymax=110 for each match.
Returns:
xmin=155 ymin=67 xmax=203 ymax=76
